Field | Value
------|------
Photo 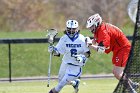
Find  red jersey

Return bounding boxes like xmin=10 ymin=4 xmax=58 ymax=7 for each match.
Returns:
xmin=94 ymin=22 xmax=131 ymax=54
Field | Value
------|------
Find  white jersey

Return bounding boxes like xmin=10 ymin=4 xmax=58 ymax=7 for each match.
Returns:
xmin=55 ymin=34 xmax=89 ymax=66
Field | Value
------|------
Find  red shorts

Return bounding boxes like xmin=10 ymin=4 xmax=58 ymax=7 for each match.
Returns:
xmin=112 ymin=46 xmax=131 ymax=67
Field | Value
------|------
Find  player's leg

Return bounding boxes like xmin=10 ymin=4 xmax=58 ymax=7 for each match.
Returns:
xmin=112 ymin=46 xmax=139 ymax=91
xmin=49 ymin=65 xmax=82 ymax=93
xmin=48 ymin=77 xmax=67 ymax=93
xmin=51 ymin=65 xmax=81 ymax=93
xmin=112 ymin=63 xmax=140 ymax=92
xmin=54 ymin=78 xmax=68 ymax=92
xmin=112 ymin=46 xmax=131 ymax=80
xmin=66 ymin=65 xmax=82 ymax=93
xmin=70 ymin=79 xmax=80 ymax=93
xmin=48 ymin=63 xmax=68 ymax=93
xmin=54 ymin=73 xmax=77 ymax=93
xmin=112 ymin=65 xmax=124 ymax=80
xmin=58 ymin=62 xmax=68 ymax=82
xmin=49 ymin=88 xmax=58 ymax=93
xmin=49 ymin=73 xmax=72 ymax=93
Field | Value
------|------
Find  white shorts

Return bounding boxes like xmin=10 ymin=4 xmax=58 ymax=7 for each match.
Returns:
xmin=55 ymin=62 xmax=82 ymax=92
xmin=58 ymin=62 xmax=82 ymax=81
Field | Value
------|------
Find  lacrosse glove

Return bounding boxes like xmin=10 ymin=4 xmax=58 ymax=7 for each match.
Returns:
xmin=74 ymin=54 xmax=87 ymax=63
xmin=85 ymin=37 xmax=92 ymax=47
xmin=48 ymin=46 xmax=54 ymax=53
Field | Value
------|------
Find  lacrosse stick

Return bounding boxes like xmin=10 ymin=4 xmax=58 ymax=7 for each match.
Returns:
xmin=128 ymin=81 xmax=137 ymax=93
xmin=127 ymin=0 xmax=138 ymax=23
xmin=46 ymin=28 xmax=58 ymax=87
xmin=123 ymin=74 xmax=139 ymax=93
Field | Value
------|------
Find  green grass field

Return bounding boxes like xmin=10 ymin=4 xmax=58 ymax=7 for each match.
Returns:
xmin=0 ymin=78 xmax=118 ymax=93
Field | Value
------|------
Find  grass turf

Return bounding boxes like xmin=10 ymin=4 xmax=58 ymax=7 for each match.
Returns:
xmin=0 ymin=78 xmax=118 ymax=93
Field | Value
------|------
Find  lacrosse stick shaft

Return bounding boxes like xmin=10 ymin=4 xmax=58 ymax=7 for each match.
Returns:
xmin=124 ymin=75 xmax=138 ymax=93
xmin=128 ymin=80 xmax=137 ymax=93
xmin=46 ymin=28 xmax=58 ymax=87
xmin=47 ymin=51 xmax=53 ymax=87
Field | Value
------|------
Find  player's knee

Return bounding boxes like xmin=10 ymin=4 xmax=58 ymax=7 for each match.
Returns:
xmin=113 ymin=66 xmax=124 ymax=80
xmin=113 ymin=71 xmax=123 ymax=80
xmin=58 ymin=74 xmax=64 ymax=82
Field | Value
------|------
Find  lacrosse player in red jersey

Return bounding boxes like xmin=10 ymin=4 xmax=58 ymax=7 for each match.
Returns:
xmin=86 ymin=13 xmax=139 ymax=90
xmin=48 ymin=20 xmax=90 ymax=93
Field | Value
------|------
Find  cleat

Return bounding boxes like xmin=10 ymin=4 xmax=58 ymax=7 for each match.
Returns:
xmin=73 ymin=79 xmax=80 ymax=93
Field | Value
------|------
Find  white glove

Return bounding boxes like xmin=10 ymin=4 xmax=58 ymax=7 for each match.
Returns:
xmin=85 ymin=37 xmax=92 ymax=47
xmin=97 ymin=46 xmax=105 ymax=54
xmin=48 ymin=46 xmax=54 ymax=53
xmin=74 ymin=54 xmax=87 ymax=63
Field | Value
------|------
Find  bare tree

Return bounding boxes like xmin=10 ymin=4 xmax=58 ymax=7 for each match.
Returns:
xmin=0 ymin=0 xmax=130 ymax=31
xmin=52 ymin=0 xmax=129 ymax=28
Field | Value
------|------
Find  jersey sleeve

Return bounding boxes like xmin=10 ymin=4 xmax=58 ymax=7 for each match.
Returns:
xmin=98 ymin=29 xmax=110 ymax=48
xmin=55 ymin=37 xmax=65 ymax=55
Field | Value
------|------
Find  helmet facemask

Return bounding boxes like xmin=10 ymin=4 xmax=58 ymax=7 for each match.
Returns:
xmin=66 ymin=27 xmax=78 ymax=38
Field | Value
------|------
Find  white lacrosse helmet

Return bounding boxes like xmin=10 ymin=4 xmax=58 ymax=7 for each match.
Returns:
xmin=66 ymin=20 xmax=79 ymax=38
xmin=66 ymin=20 xmax=78 ymax=28
xmin=86 ymin=13 xmax=102 ymax=28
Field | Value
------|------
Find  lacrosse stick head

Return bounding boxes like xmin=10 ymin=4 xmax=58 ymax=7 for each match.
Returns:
xmin=127 ymin=0 xmax=138 ymax=23
xmin=46 ymin=29 xmax=58 ymax=45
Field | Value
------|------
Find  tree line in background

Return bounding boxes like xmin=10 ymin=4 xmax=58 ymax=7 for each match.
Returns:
xmin=0 ymin=0 xmax=131 ymax=32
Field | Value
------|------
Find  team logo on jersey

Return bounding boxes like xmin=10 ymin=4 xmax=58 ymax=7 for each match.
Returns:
xmin=66 ymin=44 xmax=81 ymax=48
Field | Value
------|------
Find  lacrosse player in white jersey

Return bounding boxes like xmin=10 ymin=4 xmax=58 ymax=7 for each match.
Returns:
xmin=48 ymin=20 xmax=90 ymax=93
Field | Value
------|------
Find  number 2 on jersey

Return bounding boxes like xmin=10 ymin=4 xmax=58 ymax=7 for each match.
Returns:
xmin=70 ymin=49 xmax=77 ymax=57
